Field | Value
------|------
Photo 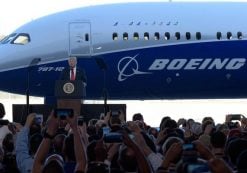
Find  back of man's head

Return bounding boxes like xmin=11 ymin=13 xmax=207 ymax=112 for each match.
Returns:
xmin=42 ymin=160 xmax=64 ymax=173
xmin=29 ymin=133 xmax=43 ymax=155
xmin=53 ymin=134 xmax=66 ymax=155
xmin=210 ymin=131 xmax=226 ymax=148
xmin=164 ymin=119 xmax=178 ymax=129
xmin=42 ymin=155 xmax=65 ymax=173
xmin=227 ymin=138 xmax=247 ymax=165
xmin=87 ymin=162 xmax=109 ymax=173
xmin=118 ymin=145 xmax=137 ymax=172
xmin=2 ymin=133 xmax=14 ymax=153
xmin=63 ymin=133 xmax=75 ymax=161
xmin=159 ymin=116 xmax=171 ymax=131
xmin=87 ymin=140 xmax=97 ymax=162
xmin=0 ymin=103 xmax=5 ymax=119
xmin=132 ymin=113 xmax=144 ymax=122
xmin=30 ymin=123 xmax=41 ymax=136
xmin=237 ymin=149 xmax=247 ymax=172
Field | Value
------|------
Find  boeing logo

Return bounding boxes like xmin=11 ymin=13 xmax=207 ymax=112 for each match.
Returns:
xmin=149 ymin=58 xmax=246 ymax=70
xmin=117 ymin=55 xmax=151 ymax=81
xmin=117 ymin=56 xmax=246 ymax=82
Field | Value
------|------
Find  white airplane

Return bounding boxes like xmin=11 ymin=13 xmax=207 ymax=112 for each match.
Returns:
xmin=0 ymin=2 xmax=247 ymax=101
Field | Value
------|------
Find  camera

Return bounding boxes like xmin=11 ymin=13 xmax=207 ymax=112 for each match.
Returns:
xmin=0 ymin=119 xmax=9 ymax=126
xmin=186 ymin=162 xmax=210 ymax=173
xmin=182 ymin=144 xmax=197 ymax=163
xmin=54 ymin=108 xmax=74 ymax=119
xmin=183 ymin=144 xmax=195 ymax=151
xmin=111 ymin=110 xmax=119 ymax=117
xmin=35 ymin=114 xmax=43 ymax=124
xmin=103 ymin=132 xmax=134 ymax=143
xmin=104 ymin=132 xmax=123 ymax=143
xmin=102 ymin=126 xmax=110 ymax=135
xmin=230 ymin=114 xmax=242 ymax=121
xmin=181 ymin=144 xmax=211 ymax=173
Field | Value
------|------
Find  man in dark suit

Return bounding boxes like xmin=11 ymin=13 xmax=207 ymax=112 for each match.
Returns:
xmin=60 ymin=56 xmax=87 ymax=86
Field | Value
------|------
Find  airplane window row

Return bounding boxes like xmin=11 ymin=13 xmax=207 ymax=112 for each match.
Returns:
xmin=112 ymin=32 xmax=243 ymax=41
xmin=216 ymin=32 xmax=243 ymax=40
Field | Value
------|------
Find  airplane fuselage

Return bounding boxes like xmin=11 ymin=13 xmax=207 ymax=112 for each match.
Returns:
xmin=1 ymin=2 xmax=247 ymax=99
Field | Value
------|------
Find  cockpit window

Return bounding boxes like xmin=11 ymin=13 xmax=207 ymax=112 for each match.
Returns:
xmin=11 ymin=33 xmax=30 ymax=45
xmin=0 ymin=33 xmax=17 ymax=44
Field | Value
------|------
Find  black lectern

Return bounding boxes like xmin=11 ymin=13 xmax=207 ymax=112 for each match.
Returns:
xmin=55 ymin=80 xmax=86 ymax=98
xmin=55 ymin=80 xmax=86 ymax=115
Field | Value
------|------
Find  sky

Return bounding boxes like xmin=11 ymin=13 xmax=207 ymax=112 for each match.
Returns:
xmin=0 ymin=0 xmax=153 ymax=35
xmin=2 ymin=0 xmax=247 ymax=126
xmin=1 ymin=0 xmax=247 ymax=35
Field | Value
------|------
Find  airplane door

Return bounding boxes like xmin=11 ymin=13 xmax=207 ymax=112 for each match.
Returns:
xmin=69 ymin=22 xmax=91 ymax=56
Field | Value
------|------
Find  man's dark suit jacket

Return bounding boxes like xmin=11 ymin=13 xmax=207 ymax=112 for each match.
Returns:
xmin=60 ymin=67 xmax=87 ymax=84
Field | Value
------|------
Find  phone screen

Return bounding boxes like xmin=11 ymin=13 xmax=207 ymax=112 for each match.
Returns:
xmin=55 ymin=109 xmax=73 ymax=119
xmin=78 ymin=117 xmax=84 ymax=126
xmin=187 ymin=163 xmax=209 ymax=173
xmin=104 ymin=132 xmax=123 ymax=143
xmin=111 ymin=111 xmax=119 ymax=117
xmin=35 ymin=114 xmax=43 ymax=124
xmin=183 ymin=144 xmax=195 ymax=150
xmin=103 ymin=127 xmax=110 ymax=135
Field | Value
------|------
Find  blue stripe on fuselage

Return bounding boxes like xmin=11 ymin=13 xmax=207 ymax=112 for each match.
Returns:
xmin=1 ymin=40 xmax=247 ymax=99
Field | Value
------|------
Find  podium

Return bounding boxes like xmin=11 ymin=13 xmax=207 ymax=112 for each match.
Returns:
xmin=55 ymin=80 xmax=86 ymax=115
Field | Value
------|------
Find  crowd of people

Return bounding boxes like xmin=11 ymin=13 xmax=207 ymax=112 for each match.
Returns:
xmin=0 ymin=102 xmax=247 ymax=173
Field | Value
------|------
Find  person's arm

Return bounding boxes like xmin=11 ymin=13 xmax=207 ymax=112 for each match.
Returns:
xmin=135 ymin=132 xmax=163 ymax=172
xmin=78 ymin=122 xmax=89 ymax=146
xmin=128 ymin=121 xmax=162 ymax=172
xmin=193 ymin=140 xmax=215 ymax=161
xmin=157 ymin=142 xmax=182 ymax=173
xmin=122 ymin=131 xmax=153 ymax=173
xmin=32 ymin=111 xmax=59 ymax=173
xmin=15 ymin=113 xmax=35 ymax=173
xmin=105 ymin=143 xmax=120 ymax=166
xmin=192 ymin=140 xmax=233 ymax=172
xmin=208 ymin=158 xmax=233 ymax=173
xmin=66 ymin=113 xmax=87 ymax=172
